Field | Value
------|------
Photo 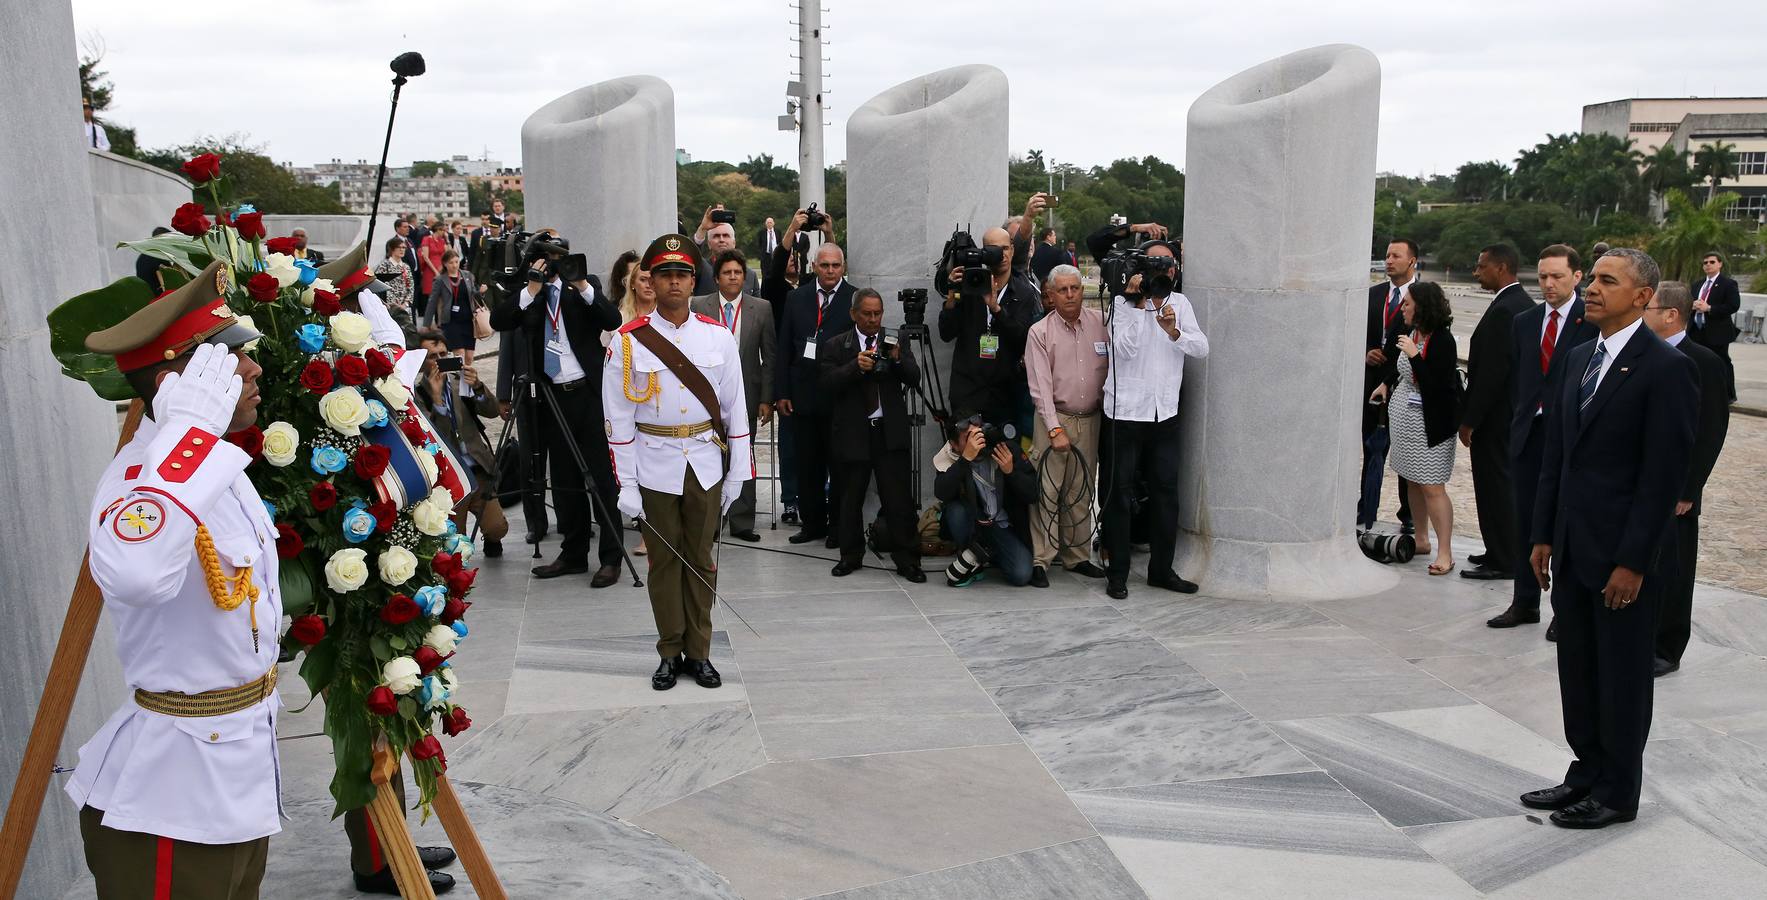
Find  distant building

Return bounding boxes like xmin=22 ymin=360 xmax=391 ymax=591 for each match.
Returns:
xmin=676 ymin=148 xmax=692 ymax=165
xmin=338 ymin=174 xmax=470 ymax=220
xmin=1582 ymin=97 xmax=1767 ymax=154
xmin=483 ymin=168 xmax=524 ymax=195
xmin=1666 ymin=114 xmax=1767 ymax=223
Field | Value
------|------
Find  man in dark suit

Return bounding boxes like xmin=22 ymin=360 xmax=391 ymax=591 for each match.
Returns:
xmin=820 ymin=288 xmax=926 ymax=582
xmin=757 ymin=217 xmax=780 ymax=259
xmin=1460 ymin=244 xmax=1534 ymax=581
xmin=1688 ymin=251 xmax=1740 ymax=402
xmin=1523 ymin=248 xmax=1698 ymax=829
xmin=488 ymin=242 xmax=625 ymax=585
xmin=1359 ymin=238 xmax=1418 ymax=533
xmin=692 ymin=249 xmax=776 ymax=542
xmin=776 ymin=242 xmax=855 ymax=545
xmin=937 ymin=227 xmax=1040 ymax=416
xmin=1644 ymin=281 xmax=1730 ymax=675
xmin=1030 ymin=227 xmax=1067 ymax=286
xmin=1489 ymin=244 xmax=1597 ymax=632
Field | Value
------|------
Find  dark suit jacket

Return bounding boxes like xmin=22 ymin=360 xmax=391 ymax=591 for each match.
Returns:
xmin=1508 ymin=296 xmax=1597 ymax=455
xmin=1676 ymin=335 xmax=1730 ymax=513
xmin=1461 ymin=283 xmax=1534 ymax=434
xmin=1030 ymin=242 xmax=1067 ymax=285
xmin=756 ymin=226 xmax=781 ymax=258
xmin=1690 ymin=273 xmax=1741 ymax=346
xmin=1532 ymin=325 xmax=1699 ymax=589
xmin=936 ymin=272 xmax=1039 ymax=417
xmin=776 ymin=278 xmax=856 ymax=415
xmin=415 ymin=371 xmax=500 ymax=474
xmin=1364 ymin=281 xmax=1408 ymax=434
xmin=691 ymin=293 xmax=776 ymax=420
xmin=933 ymin=441 xmax=1038 ymax=550
xmin=820 ymin=330 xmax=921 ymax=464
xmin=488 ymin=275 xmax=618 ymax=391
xmin=1385 ymin=330 xmax=1461 ymax=447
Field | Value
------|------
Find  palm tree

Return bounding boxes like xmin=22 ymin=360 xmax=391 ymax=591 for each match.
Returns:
xmin=1649 ymin=189 xmax=1749 ymax=281
xmin=1693 ymin=140 xmax=1739 ymax=203
xmin=1641 ymin=145 xmax=1694 ymax=212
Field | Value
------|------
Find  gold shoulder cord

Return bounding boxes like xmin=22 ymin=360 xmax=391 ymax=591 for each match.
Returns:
xmin=621 ymin=332 xmax=659 ymax=403
xmin=195 ymin=524 xmax=262 ymax=652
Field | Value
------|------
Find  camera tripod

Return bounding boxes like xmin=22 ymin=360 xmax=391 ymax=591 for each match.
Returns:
xmin=892 ymin=317 xmax=952 ymax=503
xmin=484 ymin=372 xmax=643 ymax=586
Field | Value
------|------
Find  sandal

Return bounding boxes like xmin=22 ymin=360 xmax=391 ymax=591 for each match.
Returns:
xmin=1428 ymin=559 xmax=1455 ymax=576
xmin=635 ymin=541 xmax=649 ymax=557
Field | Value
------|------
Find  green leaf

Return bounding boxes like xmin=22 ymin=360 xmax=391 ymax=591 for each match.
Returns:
xmin=327 ymin=682 xmax=376 ymax=818
xmin=46 ymin=277 xmax=159 ymax=401
xmin=116 ymin=234 xmax=214 ymax=275
xmin=279 ymin=554 xmax=317 ymax=617
xmin=298 ymin=634 xmax=340 ymax=698
xmin=370 ymin=633 xmax=392 ymax=662
xmin=397 ymin=696 xmax=418 ymax=719
xmin=388 ymin=634 xmax=407 ymax=651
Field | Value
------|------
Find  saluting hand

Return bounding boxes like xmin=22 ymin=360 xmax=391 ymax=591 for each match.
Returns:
xmin=154 ymin=342 xmax=242 ymax=434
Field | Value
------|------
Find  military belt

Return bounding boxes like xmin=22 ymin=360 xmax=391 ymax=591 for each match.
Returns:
xmin=135 ymin=666 xmax=277 ymax=718
xmin=638 ymin=420 xmax=720 ymax=444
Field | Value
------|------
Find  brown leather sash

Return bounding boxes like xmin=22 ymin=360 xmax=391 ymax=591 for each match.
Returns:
xmin=628 ymin=323 xmax=729 ymax=452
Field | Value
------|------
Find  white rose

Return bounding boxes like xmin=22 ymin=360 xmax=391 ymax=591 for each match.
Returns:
xmin=318 ymin=386 xmax=370 ymax=436
xmin=428 ymin=487 xmax=452 ymax=509
xmin=330 ymin=312 xmax=373 ymax=353
xmin=302 ymin=277 xmax=336 ymax=307
xmin=438 ymin=666 xmax=458 ymax=693
xmin=374 ymin=375 xmax=412 ymax=411
xmin=379 ymin=545 xmax=418 ymax=585
xmin=415 ymin=450 xmax=439 ymax=490
xmin=423 ymin=623 xmax=459 ymax=655
xmin=262 ymin=421 xmax=300 ymax=467
xmin=324 ymin=548 xmax=369 ymax=593
xmin=381 ymin=656 xmax=422 ymax=695
xmin=264 ymin=253 xmax=301 ymax=287
xmin=234 ymin=314 xmax=262 ymax=351
xmin=410 ymin=497 xmax=450 ymax=536
xmin=456 ymin=540 xmax=475 ymax=564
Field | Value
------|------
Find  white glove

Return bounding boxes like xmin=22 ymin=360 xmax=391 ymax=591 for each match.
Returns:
xmin=720 ymin=479 xmax=742 ymax=515
xmin=617 ymin=485 xmax=644 ymax=521
xmin=152 ymin=342 xmax=242 ymax=434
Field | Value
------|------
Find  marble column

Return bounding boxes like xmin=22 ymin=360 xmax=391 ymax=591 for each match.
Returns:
xmin=0 ymin=2 xmax=128 ymax=895
xmin=1175 ymin=44 xmax=1395 ymax=600
xmin=521 ymin=75 xmax=677 ymax=280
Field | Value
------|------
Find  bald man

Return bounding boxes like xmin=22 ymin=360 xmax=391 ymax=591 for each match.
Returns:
xmin=775 ymin=243 xmax=856 ymax=544
xmin=938 ymin=226 xmax=1041 ymax=416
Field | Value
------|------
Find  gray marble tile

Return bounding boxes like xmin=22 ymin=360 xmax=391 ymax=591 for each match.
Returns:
xmin=813 ymin=837 xmax=1147 ymax=900
xmin=448 ymin=702 xmax=766 ymax=817
xmin=1645 ymin=734 xmax=1767 ymax=867
xmin=1652 ymin=655 xmax=1767 ymax=725
xmin=1311 ymin=573 xmax=1507 ymax=632
xmin=730 ymin=588 xmax=923 ymax=622
xmin=730 ymin=614 xmax=952 ymax=667
xmin=931 ymin=606 xmax=1194 ymax=688
xmin=1317 ymin=609 xmax=1488 ymax=661
xmin=521 ymin=596 xmax=666 ymax=641
xmin=991 ymin=675 xmax=1314 ymax=791
xmin=506 ymin=633 xmax=745 ymax=714
xmin=1115 ymin=594 xmax=1332 ymax=641
xmin=1273 ymin=712 xmax=1554 ymax=827
xmin=445 ymin=608 xmax=523 ymax=682
xmin=902 ymin=575 xmax=1112 ymax=616
xmin=633 ymin=744 xmax=1095 ymax=900
xmin=741 ymin=653 xmax=1020 ymax=761
xmin=1691 ymin=593 xmax=1767 ymax=656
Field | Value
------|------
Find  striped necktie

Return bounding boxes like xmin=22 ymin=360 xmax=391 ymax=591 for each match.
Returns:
xmin=1578 ymin=340 xmax=1607 ymax=411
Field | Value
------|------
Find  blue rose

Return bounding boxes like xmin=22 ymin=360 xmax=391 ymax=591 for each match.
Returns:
xmin=445 ymin=533 xmax=469 ymax=554
xmin=310 ymin=446 xmax=348 ymax=475
xmin=263 ymin=500 xmax=278 ymax=520
xmin=296 ymin=259 xmax=318 ymax=286
xmin=296 ymin=323 xmax=327 ymax=354
xmin=235 ymin=203 xmax=257 ymax=214
xmin=341 ymin=507 xmax=376 ymax=544
xmin=451 ymin=620 xmax=468 ymax=640
xmin=415 ymin=585 xmax=448 ymax=617
xmin=365 ymin=400 xmax=390 ymax=428
xmin=418 ymin=676 xmax=437 ymax=707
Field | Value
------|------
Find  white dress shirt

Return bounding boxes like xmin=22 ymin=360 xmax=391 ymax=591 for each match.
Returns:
xmin=84 ymin=120 xmax=111 ymax=151
xmin=519 ymin=277 xmax=589 ymax=383
xmin=1103 ymin=293 xmax=1209 ymax=422
xmin=1587 ymin=317 xmax=1645 ymax=393
xmin=604 ymin=311 xmax=753 ymax=495
xmin=1666 ymin=330 xmax=1686 ymax=348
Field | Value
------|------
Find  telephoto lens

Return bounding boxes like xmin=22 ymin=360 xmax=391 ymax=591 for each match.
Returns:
xmin=1358 ymin=530 xmax=1416 ymax=565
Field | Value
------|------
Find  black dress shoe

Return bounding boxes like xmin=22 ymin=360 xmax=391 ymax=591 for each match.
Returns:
xmin=1147 ymin=572 xmax=1199 ymax=594
xmin=590 ymin=564 xmax=621 ymax=588
xmin=1460 ymin=565 xmax=1511 ymax=581
xmin=686 ymin=658 xmax=722 ymax=688
xmin=652 ymin=655 xmax=682 ymax=691
xmin=1029 ymin=566 xmax=1050 ymax=588
xmin=825 ymin=534 xmax=839 ymax=549
xmin=1520 ymin=783 xmax=1590 ymax=811
xmin=1468 ymin=552 xmax=1489 ymax=567
xmin=1545 ymin=617 xmax=1558 ymax=642
xmin=788 ymin=529 xmax=827 ymax=544
xmin=1106 ymin=581 xmax=1129 ymax=600
xmin=781 ymin=505 xmax=800 ymax=525
xmin=897 ymin=563 xmax=927 ymax=583
xmin=532 ymin=558 xmax=589 ymax=579
xmin=483 ymin=539 xmax=502 ymax=558
xmin=353 ymin=867 xmax=456 ymax=895
xmin=418 ymin=846 xmax=457 ymax=869
xmin=730 ymin=530 xmax=762 ymax=542
xmin=1550 ymin=797 xmax=1636 ymax=829
xmin=831 ymin=559 xmax=860 ymax=577
xmin=1654 ymin=657 xmax=1680 ymax=677
xmin=1486 ymin=606 xmax=1541 ymax=628
xmin=1066 ymin=561 xmax=1107 ymax=578
xmin=525 ymin=529 xmax=548 ymax=544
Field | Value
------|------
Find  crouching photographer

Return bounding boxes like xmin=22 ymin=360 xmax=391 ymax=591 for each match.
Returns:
xmin=933 ymin=417 xmax=1038 ymax=587
xmin=414 ymin=328 xmax=509 ymax=555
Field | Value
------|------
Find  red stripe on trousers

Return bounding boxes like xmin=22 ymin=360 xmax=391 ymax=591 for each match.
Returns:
xmin=154 ymin=836 xmax=174 ymax=900
xmin=367 ymin=814 xmax=383 ymax=871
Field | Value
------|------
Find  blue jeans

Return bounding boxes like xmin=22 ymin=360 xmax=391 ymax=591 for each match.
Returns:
xmin=1358 ymin=426 xmax=1391 ymax=530
xmin=944 ymin=501 xmax=1033 ymax=586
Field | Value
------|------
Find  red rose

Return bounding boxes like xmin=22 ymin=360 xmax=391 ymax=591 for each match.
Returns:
xmin=431 ymin=551 xmax=461 ymax=579
xmin=234 ymin=211 xmax=265 ymax=241
xmin=365 ymin=349 xmax=395 ymax=378
xmin=288 ymin=614 xmax=326 ymax=645
xmin=180 ymin=153 xmax=222 ymax=184
xmin=312 ymin=290 xmax=342 ymax=317
xmin=445 ymin=567 xmax=477 ymax=597
xmin=409 ymin=735 xmax=445 ymax=768
xmin=367 ymin=499 xmax=397 ymax=532
xmin=441 ymin=707 xmax=472 ymax=737
xmin=299 ymin=359 xmax=334 ymax=394
xmin=309 ymin=480 xmax=338 ymax=511
xmin=225 ymin=425 xmax=264 ymax=458
xmin=170 ymin=202 xmax=212 ymax=237
xmin=354 ymin=444 xmax=391 ymax=479
xmin=414 ymin=646 xmax=447 ymax=674
xmin=439 ymin=597 xmax=471 ymax=626
xmin=379 ymin=594 xmax=420 ymax=625
xmin=265 ymin=236 xmax=299 ymax=255
xmin=246 ymin=272 xmax=279 ymax=303
xmin=335 ymin=354 xmax=369 ymax=386
xmin=398 ymin=419 xmax=428 ymax=444
xmin=365 ymin=685 xmax=399 ymax=717
xmin=274 ymin=523 xmax=304 ymax=558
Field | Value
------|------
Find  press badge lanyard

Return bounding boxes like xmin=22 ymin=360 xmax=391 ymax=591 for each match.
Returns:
xmin=805 ymin=290 xmax=831 ymax=360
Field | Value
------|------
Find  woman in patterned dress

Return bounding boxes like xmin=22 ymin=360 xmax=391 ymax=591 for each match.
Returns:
xmin=1371 ymin=281 xmax=1460 ymax=575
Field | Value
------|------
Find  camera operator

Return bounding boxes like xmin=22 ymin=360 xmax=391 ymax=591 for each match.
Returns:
xmin=692 ymin=204 xmax=761 ymax=296
xmin=414 ymin=328 xmax=509 ymax=555
xmin=1094 ymin=224 xmax=1209 ymax=600
xmin=936 ymin=227 xmax=1041 ymax=417
xmin=488 ymin=237 xmax=626 ymax=585
xmin=776 ymin=242 xmax=855 ymax=546
xmin=821 ymin=289 xmax=927 ymax=582
xmin=934 ymin=417 xmax=1038 ymax=587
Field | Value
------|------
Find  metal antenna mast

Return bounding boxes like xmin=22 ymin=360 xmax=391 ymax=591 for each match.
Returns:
xmin=783 ymin=2 xmax=829 ymax=212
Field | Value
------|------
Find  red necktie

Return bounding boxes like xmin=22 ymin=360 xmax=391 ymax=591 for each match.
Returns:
xmin=1383 ymin=286 xmax=1401 ymax=328
xmin=1541 ymin=309 xmax=1559 ymax=375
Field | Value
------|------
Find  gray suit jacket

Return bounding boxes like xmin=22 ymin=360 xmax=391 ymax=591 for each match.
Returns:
xmin=692 ymin=292 xmax=775 ymax=421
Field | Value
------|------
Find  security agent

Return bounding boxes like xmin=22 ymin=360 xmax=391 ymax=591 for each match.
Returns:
xmin=935 ymin=227 xmax=1041 ymax=418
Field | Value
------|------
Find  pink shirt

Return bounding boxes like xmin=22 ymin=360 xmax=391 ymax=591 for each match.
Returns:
xmin=1025 ymin=306 xmax=1109 ymax=425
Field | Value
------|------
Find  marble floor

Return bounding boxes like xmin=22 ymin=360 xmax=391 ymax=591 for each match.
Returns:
xmin=58 ymin=507 xmax=1767 ymax=899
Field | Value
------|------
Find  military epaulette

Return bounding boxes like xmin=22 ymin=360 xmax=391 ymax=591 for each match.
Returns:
xmin=694 ymin=313 xmax=721 ymax=326
xmin=619 ymin=316 xmax=649 ymax=334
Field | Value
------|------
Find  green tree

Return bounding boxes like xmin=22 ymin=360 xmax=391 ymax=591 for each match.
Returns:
xmin=1453 ymin=161 xmax=1509 ymax=202
xmin=1693 ymin=140 xmax=1739 ymax=203
xmin=735 ymin=154 xmax=798 ymax=194
xmin=1640 ymin=144 xmax=1696 ymax=213
xmin=467 ymin=181 xmax=523 ymax=216
xmin=140 ymin=136 xmax=348 ymax=215
xmin=409 ymin=160 xmax=458 ymax=177
xmin=1649 ymin=189 xmax=1749 ymax=282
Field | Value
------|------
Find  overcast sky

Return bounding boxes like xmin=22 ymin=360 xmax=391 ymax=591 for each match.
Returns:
xmin=72 ymin=0 xmax=1767 ymax=178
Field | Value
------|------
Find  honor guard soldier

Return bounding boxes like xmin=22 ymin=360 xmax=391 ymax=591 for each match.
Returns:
xmin=69 ymin=263 xmax=282 ymax=899
xmin=605 ymin=234 xmax=752 ymax=691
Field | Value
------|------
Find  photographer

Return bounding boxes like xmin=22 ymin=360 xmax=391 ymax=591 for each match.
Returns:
xmin=934 ymin=418 xmax=1038 ymax=587
xmin=488 ymin=236 xmax=625 ymax=585
xmin=936 ymin=227 xmax=1040 ymax=418
xmin=414 ymin=328 xmax=509 ymax=556
xmin=1094 ymin=224 xmax=1209 ymax=600
xmin=692 ymin=204 xmax=761 ymax=296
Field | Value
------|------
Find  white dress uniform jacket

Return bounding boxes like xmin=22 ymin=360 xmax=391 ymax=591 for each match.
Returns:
xmin=1103 ymin=292 xmax=1210 ymax=422
xmin=67 ymin=415 xmax=285 ymax=844
xmin=603 ymin=312 xmax=753 ymax=496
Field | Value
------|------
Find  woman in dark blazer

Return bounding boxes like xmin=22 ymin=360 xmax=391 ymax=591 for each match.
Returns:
xmin=424 ymin=249 xmax=480 ymax=364
xmin=1372 ymin=280 xmax=1460 ymax=574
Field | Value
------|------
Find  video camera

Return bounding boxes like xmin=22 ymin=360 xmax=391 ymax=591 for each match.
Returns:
xmin=940 ymin=228 xmax=1003 ymax=305
xmin=898 ymin=288 xmax=929 ymax=328
xmin=486 ymin=231 xmax=582 ymax=294
xmin=1099 ymin=244 xmax=1181 ymax=299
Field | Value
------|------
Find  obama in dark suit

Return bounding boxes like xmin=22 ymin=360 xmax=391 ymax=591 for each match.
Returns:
xmin=1522 ymin=248 xmax=1698 ymax=829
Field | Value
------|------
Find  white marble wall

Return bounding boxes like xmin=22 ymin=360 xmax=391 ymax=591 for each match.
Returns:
xmin=259 ymin=214 xmax=396 ymax=259
xmin=0 ymin=3 xmax=129 ymax=896
xmin=522 ymin=76 xmax=677 ymax=282
xmin=87 ymin=149 xmax=191 ymax=284
xmin=1176 ymin=44 xmax=1396 ymax=600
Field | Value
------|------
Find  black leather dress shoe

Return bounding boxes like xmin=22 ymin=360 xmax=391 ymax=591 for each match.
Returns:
xmin=1520 ymin=783 xmax=1589 ymax=811
xmin=1106 ymin=581 xmax=1129 ymax=600
xmin=1550 ymin=797 xmax=1636 ymax=829
xmin=590 ymin=564 xmax=621 ymax=588
xmin=354 ymin=867 xmax=455 ymax=895
xmin=483 ymin=539 xmax=502 ymax=558
xmin=825 ymin=534 xmax=839 ymax=549
xmin=1460 ymin=565 xmax=1511 ymax=581
xmin=897 ymin=563 xmax=927 ymax=583
xmin=532 ymin=559 xmax=589 ymax=579
xmin=1654 ymin=657 xmax=1680 ymax=677
xmin=1468 ymin=552 xmax=1489 ymax=567
xmin=831 ymin=559 xmax=860 ymax=577
xmin=525 ymin=529 xmax=548 ymax=544
xmin=788 ymin=529 xmax=827 ymax=544
xmin=1148 ymin=573 xmax=1199 ymax=594
xmin=652 ymin=655 xmax=682 ymax=691
xmin=1029 ymin=566 xmax=1050 ymax=588
xmin=1066 ymin=561 xmax=1107 ymax=579
xmin=1545 ymin=617 xmax=1558 ymax=642
xmin=418 ymin=846 xmax=457 ymax=869
xmin=1486 ymin=606 xmax=1541 ymax=628
xmin=730 ymin=530 xmax=762 ymax=542
xmin=686 ymin=658 xmax=722 ymax=688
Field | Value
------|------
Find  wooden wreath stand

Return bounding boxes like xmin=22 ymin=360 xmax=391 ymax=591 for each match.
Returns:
xmin=0 ymin=402 xmax=505 ymax=900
